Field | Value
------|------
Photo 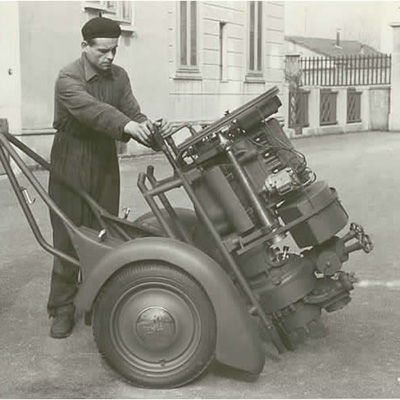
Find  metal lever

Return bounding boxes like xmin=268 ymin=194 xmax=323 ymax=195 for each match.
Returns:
xmin=21 ymin=186 xmax=36 ymax=205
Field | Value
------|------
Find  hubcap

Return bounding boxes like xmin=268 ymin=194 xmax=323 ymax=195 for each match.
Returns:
xmin=110 ymin=282 xmax=202 ymax=373
xmin=136 ymin=307 xmax=176 ymax=351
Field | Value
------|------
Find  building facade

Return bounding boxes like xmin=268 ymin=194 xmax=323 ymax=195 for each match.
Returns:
xmin=0 ymin=1 xmax=285 ymax=158
xmin=283 ymin=34 xmax=390 ymax=136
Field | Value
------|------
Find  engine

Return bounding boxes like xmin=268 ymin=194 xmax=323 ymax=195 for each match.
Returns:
xmin=150 ymin=86 xmax=373 ymax=350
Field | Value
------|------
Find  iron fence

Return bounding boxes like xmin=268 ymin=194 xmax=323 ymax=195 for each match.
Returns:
xmin=300 ymin=54 xmax=391 ymax=87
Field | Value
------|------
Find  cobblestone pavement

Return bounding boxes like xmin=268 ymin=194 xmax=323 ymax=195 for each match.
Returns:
xmin=0 ymin=131 xmax=400 ymax=398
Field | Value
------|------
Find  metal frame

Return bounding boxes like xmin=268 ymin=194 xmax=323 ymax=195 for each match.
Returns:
xmin=0 ymin=120 xmax=158 ymax=267
xmin=137 ymin=121 xmax=286 ymax=352
xmin=0 ymin=117 xmax=286 ymax=351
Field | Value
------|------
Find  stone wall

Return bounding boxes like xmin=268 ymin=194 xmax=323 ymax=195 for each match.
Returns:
xmin=283 ymin=85 xmax=390 ymax=138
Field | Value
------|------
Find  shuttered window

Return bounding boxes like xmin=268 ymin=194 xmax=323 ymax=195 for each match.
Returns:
xmin=179 ymin=1 xmax=198 ymax=69
xmin=248 ymin=1 xmax=263 ymax=75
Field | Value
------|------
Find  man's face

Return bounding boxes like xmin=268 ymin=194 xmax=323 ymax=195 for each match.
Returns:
xmin=82 ymin=38 xmax=119 ymax=72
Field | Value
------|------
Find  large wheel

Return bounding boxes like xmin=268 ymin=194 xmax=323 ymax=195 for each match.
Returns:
xmin=92 ymin=261 xmax=217 ymax=388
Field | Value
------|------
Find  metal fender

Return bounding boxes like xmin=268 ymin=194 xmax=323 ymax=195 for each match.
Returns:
xmin=75 ymin=237 xmax=266 ymax=375
xmin=132 ymin=207 xmax=198 ymax=237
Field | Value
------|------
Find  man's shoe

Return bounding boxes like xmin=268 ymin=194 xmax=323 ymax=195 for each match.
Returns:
xmin=50 ymin=310 xmax=75 ymax=339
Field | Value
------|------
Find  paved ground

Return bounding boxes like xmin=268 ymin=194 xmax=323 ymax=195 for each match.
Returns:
xmin=0 ymin=131 xmax=400 ymax=398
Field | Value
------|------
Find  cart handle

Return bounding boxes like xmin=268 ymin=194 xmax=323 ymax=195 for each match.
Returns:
xmin=0 ymin=127 xmax=109 ymax=236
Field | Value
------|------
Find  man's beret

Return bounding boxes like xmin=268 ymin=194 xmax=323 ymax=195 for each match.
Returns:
xmin=82 ymin=17 xmax=121 ymax=41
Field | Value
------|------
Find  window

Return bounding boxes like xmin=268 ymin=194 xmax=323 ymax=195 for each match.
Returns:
xmin=178 ymin=1 xmax=198 ymax=71
xmin=219 ymin=22 xmax=228 ymax=81
xmin=84 ymin=1 xmax=133 ymax=27
xmin=248 ymin=1 xmax=263 ymax=75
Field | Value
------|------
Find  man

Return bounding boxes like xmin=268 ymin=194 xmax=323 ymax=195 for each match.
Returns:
xmin=48 ymin=16 xmax=172 ymax=338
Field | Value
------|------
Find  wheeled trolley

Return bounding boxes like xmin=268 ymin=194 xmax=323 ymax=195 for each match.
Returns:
xmin=0 ymin=87 xmax=373 ymax=388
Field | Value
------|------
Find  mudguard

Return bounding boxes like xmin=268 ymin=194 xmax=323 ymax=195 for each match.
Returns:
xmin=132 ymin=208 xmax=199 ymax=238
xmin=74 ymin=236 xmax=266 ymax=375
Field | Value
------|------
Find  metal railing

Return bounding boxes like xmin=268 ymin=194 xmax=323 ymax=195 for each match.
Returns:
xmin=300 ymin=54 xmax=391 ymax=87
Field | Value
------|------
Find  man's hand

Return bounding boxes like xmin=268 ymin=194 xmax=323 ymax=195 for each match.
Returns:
xmin=123 ymin=120 xmax=153 ymax=145
xmin=124 ymin=119 xmax=173 ymax=146
xmin=158 ymin=119 xmax=173 ymax=136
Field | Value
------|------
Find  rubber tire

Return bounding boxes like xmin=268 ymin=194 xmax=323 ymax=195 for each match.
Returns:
xmin=92 ymin=261 xmax=217 ymax=388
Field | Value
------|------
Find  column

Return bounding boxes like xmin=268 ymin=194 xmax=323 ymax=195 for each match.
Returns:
xmin=389 ymin=23 xmax=400 ymax=130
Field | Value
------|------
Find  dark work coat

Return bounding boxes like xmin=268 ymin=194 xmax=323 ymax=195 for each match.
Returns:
xmin=49 ymin=54 xmax=147 ymax=227
xmin=47 ymin=54 xmax=148 ymax=314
